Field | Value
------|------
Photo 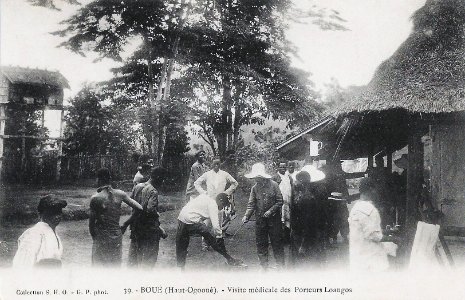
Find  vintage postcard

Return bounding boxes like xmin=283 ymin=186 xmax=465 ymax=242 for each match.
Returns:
xmin=0 ymin=0 xmax=463 ymax=299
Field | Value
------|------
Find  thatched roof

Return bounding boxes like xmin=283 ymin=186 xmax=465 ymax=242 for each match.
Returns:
xmin=335 ymin=0 xmax=465 ymax=115
xmin=1 ymin=66 xmax=70 ymax=89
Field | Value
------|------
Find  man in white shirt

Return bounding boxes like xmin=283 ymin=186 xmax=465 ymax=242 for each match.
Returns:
xmin=194 ymin=158 xmax=238 ymax=240
xmin=194 ymin=158 xmax=238 ymax=200
xmin=13 ymin=195 xmax=67 ymax=268
xmin=176 ymin=193 xmax=244 ymax=268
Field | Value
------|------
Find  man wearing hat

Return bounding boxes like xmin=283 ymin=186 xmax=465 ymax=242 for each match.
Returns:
xmin=242 ymin=163 xmax=285 ymax=269
xmin=13 ymin=195 xmax=67 ymax=268
xmin=185 ymin=150 xmax=209 ymax=202
xmin=324 ymin=160 xmax=350 ymax=244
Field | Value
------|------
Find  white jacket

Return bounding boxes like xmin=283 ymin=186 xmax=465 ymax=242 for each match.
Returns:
xmin=13 ymin=222 xmax=63 ymax=267
xmin=348 ymin=200 xmax=389 ymax=271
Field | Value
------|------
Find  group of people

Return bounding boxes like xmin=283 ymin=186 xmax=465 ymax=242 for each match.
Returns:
xmin=12 ymin=150 xmax=401 ymax=272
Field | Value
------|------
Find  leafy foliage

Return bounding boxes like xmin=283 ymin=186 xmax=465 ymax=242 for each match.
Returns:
xmin=26 ymin=0 xmax=80 ymax=11
xmin=63 ymin=85 xmax=139 ymax=156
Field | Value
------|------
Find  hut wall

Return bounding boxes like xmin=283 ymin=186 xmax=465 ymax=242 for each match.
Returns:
xmin=0 ymin=75 xmax=9 ymax=103
xmin=431 ymin=124 xmax=465 ymax=229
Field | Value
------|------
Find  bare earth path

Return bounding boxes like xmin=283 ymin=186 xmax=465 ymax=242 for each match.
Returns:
xmin=0 ymin=186 xmax=351 ymax=270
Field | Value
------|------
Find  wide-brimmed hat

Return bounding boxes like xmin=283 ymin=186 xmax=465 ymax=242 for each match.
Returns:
xmin=394 ymin=154 xmax=408 ymax=169
xmin=245 ymin=163 xmax=272 ymax=179
xmin=300 ymin=164 xmax=326 ymax=182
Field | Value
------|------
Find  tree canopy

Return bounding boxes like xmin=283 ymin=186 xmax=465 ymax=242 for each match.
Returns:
xmin=54 ymin=0 xmax=345 ymax=159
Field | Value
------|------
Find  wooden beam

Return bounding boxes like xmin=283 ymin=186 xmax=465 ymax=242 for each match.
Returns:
xmin=0 ymin=134 xmax=64 ymax=140
xmin=55 ymin=109 xmax=65 ymax=182
xmin=0 ymin=105 xmax=5 ymax=182
xmin=343 ymin=171 xmax=367 ymax=179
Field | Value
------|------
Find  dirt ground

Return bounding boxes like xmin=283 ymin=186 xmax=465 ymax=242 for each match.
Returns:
xmin=2 ymin=184 xmax=463 ymax=270
xmin=0 ymin=185 xmax=351 ymax=270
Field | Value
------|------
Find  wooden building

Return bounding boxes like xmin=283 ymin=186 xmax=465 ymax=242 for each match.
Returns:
xmin=278 ymin=0 xmax=465 ymax=240
xmin=0 ymin=66 xmax=69 ymax=182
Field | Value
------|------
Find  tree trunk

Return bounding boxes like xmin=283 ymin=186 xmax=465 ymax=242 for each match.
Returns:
xmin=147 ymin=45 xmax=160 ymax=165
xmin=157 ymin=0 xmax=191 ymax=165
xmin=153 ymin=57 xmax=168 ymax=165
xmin=217 ymin=76 xmax=232 ymax=159
xmin=158 ymin=58 xmax=175 ymax=165
xmin=233 ymin=102 xmax=242 ymax=150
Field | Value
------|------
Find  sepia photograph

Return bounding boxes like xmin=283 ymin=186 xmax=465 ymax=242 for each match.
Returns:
xmin=0 ymin=0 xmax=464 ymax=299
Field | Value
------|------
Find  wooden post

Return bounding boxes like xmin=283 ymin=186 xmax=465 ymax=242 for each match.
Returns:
xmin=367 ymin=152 xmax=374 ymax=170
xmin=0 ymin=105 xmax=5 ymax=182
xmin=21 ymin=130 xmax=26 ymax=182
xmin=404 ymin=121 xmax=424 ymax=262
xmin=55 ymin=109 xmax=64 ymax=182
xmin=387 ymin=151 xmax=393 ymax=172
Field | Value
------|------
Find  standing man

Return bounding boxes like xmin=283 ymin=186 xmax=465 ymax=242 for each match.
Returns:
xmin=13 ymin=195 xmax=67 ymax=268
xmin=273 ymin=162 xmax=293 ymax=242
xmin=176 ymin=193 xmax=244 ymax=269
xmin=325 ymin=160 xmax=350 ymax=244
xmin=242 ymin=163 xmax=284 ymax=270
xmin=290 ymin=171 xmax=327 ymax=267
xmin=121 ymin=167 xmax=167 ymax=268
xmin=185 ymin=150 xmax=209 ymax=201
xmin=194 ymin=158 xmax=238 ymax=239
xmin=90 ymin=168 xmax=142 ymax=267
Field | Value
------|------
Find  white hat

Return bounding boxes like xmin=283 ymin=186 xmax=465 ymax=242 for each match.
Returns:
xmin=245 ymin=163 xmax=272 ymax=179
xmin=300 ymin=164 xmax=326 ymax=182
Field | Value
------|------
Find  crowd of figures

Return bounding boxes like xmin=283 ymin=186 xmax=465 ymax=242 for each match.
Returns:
xmin=12 ymin=150 xmax=406 ymax=271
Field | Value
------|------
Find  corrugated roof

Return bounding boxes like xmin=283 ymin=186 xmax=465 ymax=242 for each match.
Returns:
xmin=333 ymin=0 xmax=465 ymax=116
xmin=1 ymin=66 xmax=70 ymax=89
xmin=276 ymin=116 xmax=333 ymax=150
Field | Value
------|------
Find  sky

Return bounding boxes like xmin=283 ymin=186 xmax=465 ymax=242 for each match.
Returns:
xmin=0 ymin=0 xmax=427 ymax=136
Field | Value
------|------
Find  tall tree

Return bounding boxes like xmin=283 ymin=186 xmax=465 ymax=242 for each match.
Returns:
xmin=54 ymin=0 xmax=191 ymax=165
xmin=177 ymin=0 xmax=326 ymax=157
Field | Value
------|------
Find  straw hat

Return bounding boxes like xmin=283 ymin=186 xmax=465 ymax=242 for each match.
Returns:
xmin=300 ymin=164 xmax=326 ymax=182
xmin=245 ymin=163 xmax=272 ymax=179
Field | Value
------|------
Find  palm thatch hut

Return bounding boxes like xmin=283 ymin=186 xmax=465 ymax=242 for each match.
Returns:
xmin=279 ymin=0 xmax=465 ymax=238
xmin=334 ymin=0 xmax=465 ymax=235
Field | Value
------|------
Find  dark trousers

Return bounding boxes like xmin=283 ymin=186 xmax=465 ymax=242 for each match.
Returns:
xmin=255 ymin=215 xmax=285 ymax=268
xmin=128 ymin=235 xmax=160 ymax=268
xmin=176 ymin=221 xmax=232 ymax=268
xmin=328 ymin=201 xmax=349 ymax=241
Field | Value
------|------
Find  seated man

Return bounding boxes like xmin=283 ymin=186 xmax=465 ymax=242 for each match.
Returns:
xmin=176 ymin=193 xmax=244 ymax=269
